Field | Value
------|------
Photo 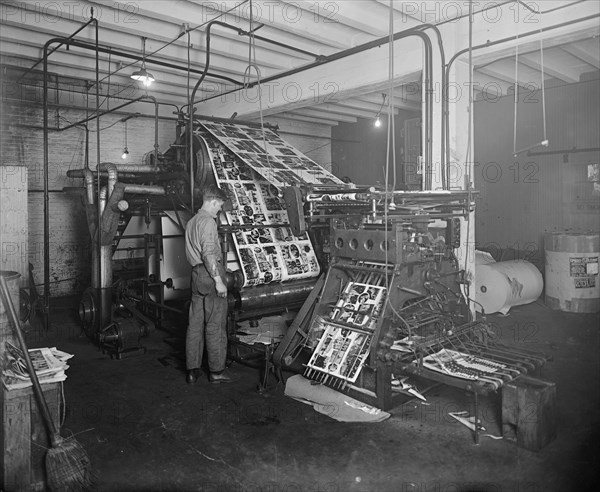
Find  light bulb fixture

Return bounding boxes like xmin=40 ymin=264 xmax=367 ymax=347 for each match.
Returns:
xmin=373 ymin=93 xmax=387 ymax=128
xmin=121 ymin=119 xmax=129 ymax=159
xmin=130 ymin=37 xmax=155 ymax=87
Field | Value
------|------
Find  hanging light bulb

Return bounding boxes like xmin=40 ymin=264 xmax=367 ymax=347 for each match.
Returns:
xmin=130 ymin=37 xmax=155 ymax=87
xmin=130 ymin=65 xmax=155 ymax=87
xmin=373 ymin=93 xmax=387 ymax=128
xmin=121 ymin=119 xmax=129 ymax=159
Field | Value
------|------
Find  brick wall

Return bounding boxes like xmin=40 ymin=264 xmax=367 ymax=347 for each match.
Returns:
xmin=1 ymin=91 xmax=176 ymax=297
xmin=0 ymin=165 xmax=28 ymax=288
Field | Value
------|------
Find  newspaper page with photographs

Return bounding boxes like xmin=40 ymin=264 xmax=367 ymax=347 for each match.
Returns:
xmin=2 ymin=342 xmax=73 ymax=390
xmin=306 ymin=282 xmax=387 ymax=383
xmin=199 ymin=121 xmax=343 ymax=189
xmin=195 ymin=128 xmax=323 ymax=287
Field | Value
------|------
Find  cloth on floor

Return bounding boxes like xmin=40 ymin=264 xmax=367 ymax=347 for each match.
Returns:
xmin=284 ymin=374 xmax=390 ymax=423
xmin=236 ymin=314 xmax=291 ymax=345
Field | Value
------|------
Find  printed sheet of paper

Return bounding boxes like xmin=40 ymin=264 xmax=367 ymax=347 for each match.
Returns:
xmin=195 ymin=128 xmax=321 ymax=287
xmin=306 ymin=282 xmax=387 ymax=383
xmin=330 ymin=282 xmax=387 ymax=330
xmin=306 ymin=326 xmax=371 ymax=383
xmin=421 ymin=348 xmax=506 ymax=380
xmin=199 ymin=121 xmax=343 ymax=189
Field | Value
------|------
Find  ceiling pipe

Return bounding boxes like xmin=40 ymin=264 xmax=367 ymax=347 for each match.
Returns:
xmin=51 ymin=89 xmax=161 ymax=192
xmin=247 ymin=29 xmax=322 ymax=60
xmin=18 ymin=16 xmax=97 ymax=83
xmin=34 ymin=38 xmax=244 ymax=87
xmin=184 ymin=20 xmax=260 ymax=211
xmin=191 ymin=25 xmax=435 ymax=192
xmin=30 ymin=19 xmax=442 ymax=196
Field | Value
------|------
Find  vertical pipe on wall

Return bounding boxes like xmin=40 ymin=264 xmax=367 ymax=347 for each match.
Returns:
xmin=103 ymin=163 xmax=117 ymax=198
xmin=95 ymin=12 xmax=104 ymax=325
xmin=43 ymin=45 xmax=49 ymax=330
xmin=42 ymin=16 xmax=98 ymax=330
xmin=84 ymin=169 xmax=95 ymax=205
xmin=418 ymin=24 xmax=446 ymax=189
xmin=98 ymin=186 xmax=108 ymax=217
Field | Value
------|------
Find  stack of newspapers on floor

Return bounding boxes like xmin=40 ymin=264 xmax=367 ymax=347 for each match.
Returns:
xmin=2 ymin=341 xmax=73 ymax=391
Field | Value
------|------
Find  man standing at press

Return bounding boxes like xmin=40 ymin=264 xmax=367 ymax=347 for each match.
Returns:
xmin=185 ymin=184 xmax=235 ymax=385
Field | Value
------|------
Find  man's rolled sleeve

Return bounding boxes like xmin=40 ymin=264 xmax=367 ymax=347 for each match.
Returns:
xmin=199 ymin=220 xmax=222 ymax=279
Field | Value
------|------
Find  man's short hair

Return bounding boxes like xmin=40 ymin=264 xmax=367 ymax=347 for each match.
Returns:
xmin=201 ymin=184 xmax=228 ymax=202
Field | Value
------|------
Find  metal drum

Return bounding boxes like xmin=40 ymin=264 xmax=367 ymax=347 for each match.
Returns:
xmin=544 ymin=231 xmax=600 ymax=313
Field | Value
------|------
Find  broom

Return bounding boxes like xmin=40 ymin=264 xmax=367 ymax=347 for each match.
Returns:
xmin=0 ymin=274 xmax=92 ymax=491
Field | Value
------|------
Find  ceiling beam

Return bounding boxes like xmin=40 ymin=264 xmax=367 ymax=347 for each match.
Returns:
xmin=326 ymin=99 xmax=401 ymax=116
xmin=472 ymin=71 xmax=513 ymax=99
xmin=288 ymin=107 xmax=358 ymax=124
xmin=476 ymin=61 xmax=549 ymax=88
xmin=467 ymin=20 xmax=600 ymax=70
xmin=561 ymin=41 xmax=600 ymax=68
xmin=0 ymin=41 xmax=226 ymax=100
xmin=309 ymin=102 xmax=386 ymax=120
xmin=284 ymin=0 xmax=393 ymax=39
xmin=519 ymin=51 xmax=580 ymax=83
xmin=354 ymin=91 xmax=422 ymax=111
xmin=0 ymin=15 xmax=286 ymax=79
xmin=153 ymin=0 xmax=348 ymax=51
xmin=198 ymin=34 xmax=424 ymax=118
xmin=373 ymin=0 xmax=430 ymax=26
xmin=264 ymin=113 xmax=339 ymax=127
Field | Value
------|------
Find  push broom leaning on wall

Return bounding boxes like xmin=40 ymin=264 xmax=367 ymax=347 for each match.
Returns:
xmin=0 ymin=274 xmax=93 ymax=491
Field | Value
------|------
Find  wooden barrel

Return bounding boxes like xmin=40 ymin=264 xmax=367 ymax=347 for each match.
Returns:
xmin=544 ymin=232 xmax=600 ymax=313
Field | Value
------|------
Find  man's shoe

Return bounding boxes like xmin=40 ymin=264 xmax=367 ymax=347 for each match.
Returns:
xmin=186 ymin=369 xmax=199 ymax=384
xmin=209 ymin=372 xmax=237 ymax=384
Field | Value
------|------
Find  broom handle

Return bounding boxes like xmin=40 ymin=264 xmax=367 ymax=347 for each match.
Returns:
xmin=0 ymin=274 xmax=60 ymax=443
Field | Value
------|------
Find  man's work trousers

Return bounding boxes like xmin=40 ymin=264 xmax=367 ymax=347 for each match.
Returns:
xmin=186 ymin=265 xmax=228 ymax=372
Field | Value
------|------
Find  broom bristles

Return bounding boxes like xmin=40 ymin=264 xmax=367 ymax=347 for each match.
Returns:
xmin=45 ymin=437 xmax=93 ymax=491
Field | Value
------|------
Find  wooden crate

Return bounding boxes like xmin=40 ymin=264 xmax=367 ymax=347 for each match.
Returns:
xmin=502 ymin=376 xmax=557 ymax=452
xmin=1 ymin=383 xmax=61 ymax=492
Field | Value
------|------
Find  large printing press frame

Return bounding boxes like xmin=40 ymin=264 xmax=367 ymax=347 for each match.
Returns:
xmin=276 ymin=187 xmax=548 ymax=417
xmin=69 ymin=115 xmax=329 ymax=359
xmin=68 ymin=118 xmax=548 ymax=434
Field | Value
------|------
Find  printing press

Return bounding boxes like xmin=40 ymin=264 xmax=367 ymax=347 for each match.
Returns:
xmin=68 ymin=118 xmax=550 ymax=437
xmin=68 ymin=117 xmax=337 ymax=358
xmin=276 ymin=188 xmax=549 ymax=419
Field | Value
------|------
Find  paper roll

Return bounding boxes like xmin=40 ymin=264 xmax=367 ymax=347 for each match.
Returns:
xmin=475 ymin=260 xmax=543 ymax=315
xmin=475 ymin=250 xmax=496 ymax=265
xmin=153 ymin=214 xmax=191 ymax=301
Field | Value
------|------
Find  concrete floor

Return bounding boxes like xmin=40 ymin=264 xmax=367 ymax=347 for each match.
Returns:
xmin=25 ymin=299 xmax=600 ymax=492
